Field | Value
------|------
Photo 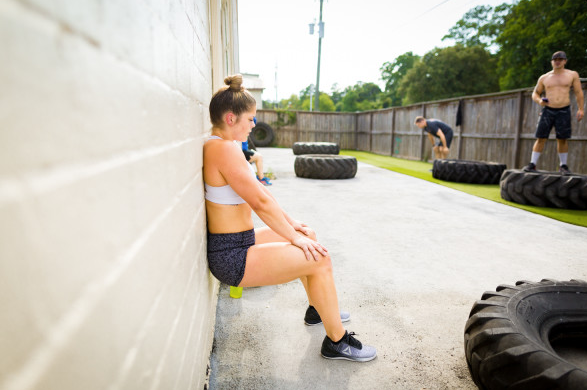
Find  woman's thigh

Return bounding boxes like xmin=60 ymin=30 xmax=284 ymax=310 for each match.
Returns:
xmin=254 ymin=226 xmax=287 ymax=244
xmin=254 ymin=226 xmax=316 ymax=245
xmin=240 ymin=241 xmax=330 ymax=287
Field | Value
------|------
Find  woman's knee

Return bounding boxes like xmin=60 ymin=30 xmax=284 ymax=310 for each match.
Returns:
xmin=311 ymin=252 xmax=333 ymax=274
xmin=304 ymin=227 xmax=317 ymax=240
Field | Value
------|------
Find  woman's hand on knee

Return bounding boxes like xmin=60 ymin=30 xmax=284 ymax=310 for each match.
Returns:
xmin=293 ymin=221 xmax=315 ymax=239
xmin=292 ymin=234 xmax=328 ymax=262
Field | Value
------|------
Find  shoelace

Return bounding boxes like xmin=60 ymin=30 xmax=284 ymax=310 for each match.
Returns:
xmin=346 ymin=332 xmax=363 ymax=349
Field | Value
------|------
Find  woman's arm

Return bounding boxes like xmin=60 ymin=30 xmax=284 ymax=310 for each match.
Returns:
xmin=259 ymin=185 xmax=311 ymax=235
xmin=214 ymin=142 xmax=326 ymax=259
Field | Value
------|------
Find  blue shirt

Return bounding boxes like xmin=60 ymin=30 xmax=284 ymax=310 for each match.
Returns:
xmin=423 ymin=119 xmax=453 ymax=138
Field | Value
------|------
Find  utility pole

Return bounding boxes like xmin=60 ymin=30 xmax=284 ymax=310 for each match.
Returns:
xmin=274 ymin=63 xmax=278 ymax=108
xmin=314 ymin=0 xmax=324 ymax=111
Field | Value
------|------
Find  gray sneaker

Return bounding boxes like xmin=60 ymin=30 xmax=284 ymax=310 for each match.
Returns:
xmin=321 ymin=331 xmax=377 ymax=362
xmin=304 ymin=305 xmax=350 ymax=326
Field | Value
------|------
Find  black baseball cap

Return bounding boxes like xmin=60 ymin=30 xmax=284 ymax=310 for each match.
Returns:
xmin=552 ymin=51 xmax=567 ymax=60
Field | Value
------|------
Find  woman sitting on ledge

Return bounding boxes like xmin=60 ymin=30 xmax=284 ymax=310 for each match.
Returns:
xmin=203 ymin=74 xmax=376 ymax=362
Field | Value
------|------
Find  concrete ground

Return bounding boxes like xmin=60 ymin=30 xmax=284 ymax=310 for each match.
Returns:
xmin=209 ymin=147 xmax=587 ymax=390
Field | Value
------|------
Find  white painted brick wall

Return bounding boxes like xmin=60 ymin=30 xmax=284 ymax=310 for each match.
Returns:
xmin=0 ymin=0 xmax=232 ymax=388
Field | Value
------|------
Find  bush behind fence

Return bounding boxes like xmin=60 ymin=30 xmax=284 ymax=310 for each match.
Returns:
xmin=257 ymin=83 xmax=587 ymax=174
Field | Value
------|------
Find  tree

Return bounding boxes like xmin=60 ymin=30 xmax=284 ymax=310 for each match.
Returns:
xmin=279 ymin=94 xmax=302 ymax=110
xmin=398 ymin=45 xmax=499 ymax=104
xmin=443 ymin=4 xmax=512 ymax=51
xmin=496 ymin=0 xmax=587 ymax=90
xmin=301 ymin=92 xmax=335 ymax=112
xmin=336 ymin=82 xmax=383 ymax=112
xmin=319 ymin=93 xmax=336 ymax=112
xmin=380 ymin=52 xmax=420 ymax=107
xmin=330 ymin=84 xmax=344 ymax=106
xmin=299 ymin=84 xmax=315 ymax=102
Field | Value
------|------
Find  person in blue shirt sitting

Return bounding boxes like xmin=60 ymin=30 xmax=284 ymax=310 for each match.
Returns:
xmin=242 ymin=118 xmax=272 ymax=185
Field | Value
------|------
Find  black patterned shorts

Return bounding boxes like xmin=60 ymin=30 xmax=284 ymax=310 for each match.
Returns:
xmin=535 ymin=106 xmax=572 ymax=139
xmin=207 ymin=229 xmax=255 ymax=286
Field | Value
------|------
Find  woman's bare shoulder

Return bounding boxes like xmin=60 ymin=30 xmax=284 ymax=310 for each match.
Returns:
xmin=204 ymin=140 xmax=244 ymax=171
xmin=205 ymin=138 xmax=233 ymax=155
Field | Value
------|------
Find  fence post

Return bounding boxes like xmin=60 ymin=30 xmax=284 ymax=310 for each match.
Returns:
xmin=390 ymin=109 xmax=396 ymax=156
xmin=295 ymin=111 xmax=300 ymax=143
xmin=369 ymin=112 xmax=374 ymax=153
xmin=513 ymin=91 xmax=524 ymax=169
xmin=457 ymin=100 xmax=464 ymax=159
xmin=420 ymin=104 xmax=427 ymax=161
xmin=354 ymin=112 xmax=358 ymax=150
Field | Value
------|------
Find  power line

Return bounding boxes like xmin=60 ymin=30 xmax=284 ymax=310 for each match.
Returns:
xmin=415 ymin=0 xmax=453 ymax=19
xmin=397 ymin=0 xmax=453 ymax=29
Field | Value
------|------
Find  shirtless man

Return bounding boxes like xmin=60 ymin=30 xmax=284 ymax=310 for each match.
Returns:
xmin=523 ymin=51 xmax=584 ymax=174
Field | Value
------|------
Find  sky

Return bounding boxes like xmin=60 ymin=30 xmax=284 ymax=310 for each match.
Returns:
xmin=237 ymin=0 xmax=516 ymax=102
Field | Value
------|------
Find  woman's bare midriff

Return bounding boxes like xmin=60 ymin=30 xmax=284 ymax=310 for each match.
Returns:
xmin=206 ymin=200 xmax=254 ymax=233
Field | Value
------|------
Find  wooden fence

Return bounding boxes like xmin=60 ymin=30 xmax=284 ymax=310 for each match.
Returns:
xmin=256 ymin=82 xmax=587 ymax=174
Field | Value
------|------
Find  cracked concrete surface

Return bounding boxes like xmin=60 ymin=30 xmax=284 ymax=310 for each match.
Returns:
xmin=209 ymin=147 xmax=587 ymax=389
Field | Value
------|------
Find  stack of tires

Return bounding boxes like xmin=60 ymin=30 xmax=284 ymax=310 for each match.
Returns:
xmin=500 ymin=169 xmax=587 ymax=209
xmin=293 ymin=142 xmax=357 ymax=180
xmin=432 ymin=159 xmax=507 ymax=184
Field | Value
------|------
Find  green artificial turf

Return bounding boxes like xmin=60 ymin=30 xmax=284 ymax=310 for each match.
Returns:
xmin=341 ymin=150 xmax=587 ymax=228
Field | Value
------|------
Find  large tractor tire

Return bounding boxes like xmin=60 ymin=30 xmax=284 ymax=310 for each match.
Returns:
xmin=250 ymin=121 xmax=274 ymax=147
xmin=432 ymin=159 xmax=506 ymax=184
xmin=294 ymin=154 xmax=357 ymax=180
xmin=464 ymin=279 xmax=587 ymax=390
xmin=500 ymin=169 xmax=587 ymax=209
xmin=292 ymin=142 xmax=340 ymax=155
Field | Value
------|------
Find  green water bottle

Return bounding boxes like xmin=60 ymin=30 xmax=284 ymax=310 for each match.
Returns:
xmin=229 ymin=286 xmax=243 ymax=299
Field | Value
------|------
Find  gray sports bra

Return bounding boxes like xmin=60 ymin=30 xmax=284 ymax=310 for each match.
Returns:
xmin=204 ymin=135 xmax=256 ymax=205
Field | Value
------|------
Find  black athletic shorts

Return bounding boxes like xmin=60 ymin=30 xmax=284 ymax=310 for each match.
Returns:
xmin=243 ymin=149 xmax=255 ymax=162
xmin=535 ymin=106 xmax=572 ymax=139
xmin=435 ymin=131 xmax=453 ymax=148
xmin=207 ymin=229 xmax=255 ymax=286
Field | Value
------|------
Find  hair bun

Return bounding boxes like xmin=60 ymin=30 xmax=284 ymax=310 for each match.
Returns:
xmin=224 ymin=74 xmax=244 ymax=92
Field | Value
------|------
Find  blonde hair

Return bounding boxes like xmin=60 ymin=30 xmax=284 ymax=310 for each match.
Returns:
xmin=209 ymin=74 xmax=256 ymax=127
xmin=414 ymin=116 xmax=425 ymax=124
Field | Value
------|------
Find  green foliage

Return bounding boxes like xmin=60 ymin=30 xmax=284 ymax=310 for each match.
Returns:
xmin=266 ymin=0 xmax=585 ymax=112
xmin=330 ymin=84 xmax=344 ymax=106
xmin=262 ymin=100 xmax=278 ymax=109
xmin=279 ymin=94 xmax=303 ymax=110
xmin=380 ymin=52 xmax=420 ymax=107
xmin=336 ymin=82 xmax=383 ymax=112
xmin=318 ymin=93 xmax=336 ymax=112
xmin=443 ymin=4 xmax=512 ymax=51
xmin=272 ymin=109 xmax=297 ymax=128
xmin=298 ymin=84 xmax=315 ymax=102
xmin=398 ymin=45 xmax=499 ymax=104
xmin=301 ymin=92 xmax=335 ymax=112
xmin=496 ymin=0 xmax=587 ymax=90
